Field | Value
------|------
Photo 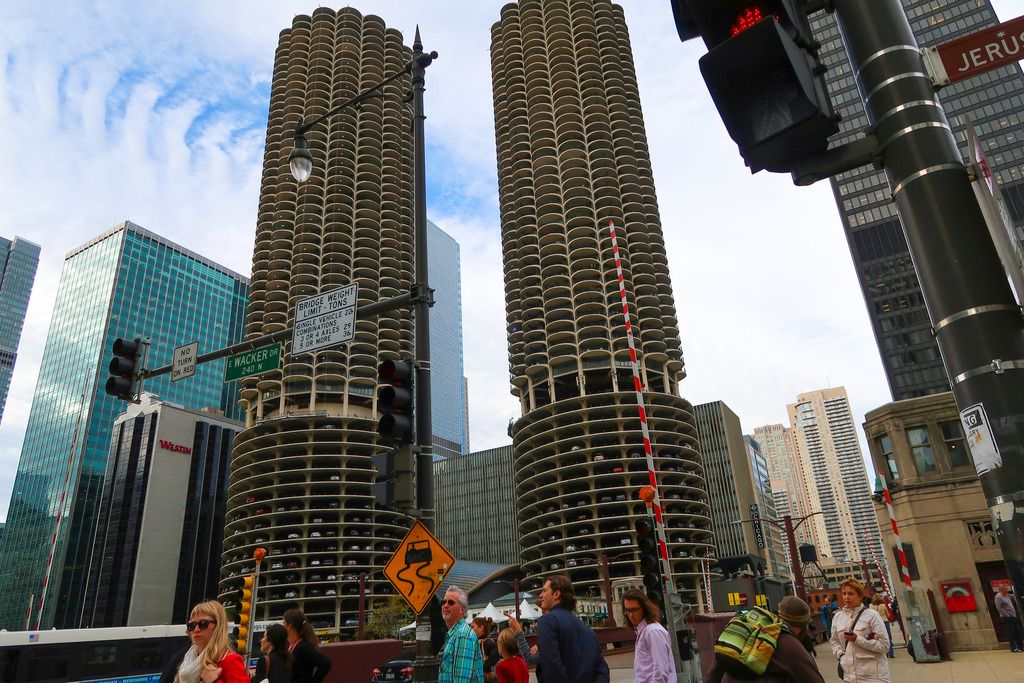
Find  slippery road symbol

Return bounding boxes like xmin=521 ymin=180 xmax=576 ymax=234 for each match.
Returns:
xmin=384 ymin=520 xmax=456 ymax=614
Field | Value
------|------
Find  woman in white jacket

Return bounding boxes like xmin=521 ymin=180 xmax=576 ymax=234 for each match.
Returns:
xmin=830 ymin=577 xmax=891 ymax=683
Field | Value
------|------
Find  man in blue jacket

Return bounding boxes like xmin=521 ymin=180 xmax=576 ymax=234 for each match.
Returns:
xmin=536 ymin=574 xmax=610 ymax=683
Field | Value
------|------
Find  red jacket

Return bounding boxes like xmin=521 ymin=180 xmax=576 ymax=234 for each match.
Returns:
xmin=217 ymin=652 xmax=249 ymax=683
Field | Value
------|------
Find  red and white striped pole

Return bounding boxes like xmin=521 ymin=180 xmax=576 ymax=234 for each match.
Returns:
xmin=862 ymin=531 xmax=893 ymax=599
xmin=878 ymin=475 xmax=939 ymax=662
xmin=607 ymin=219 xmax=675 ymax=586
xmin=606 ymin=222 xmax=688 ymax=671
xmin=879 ymin=475 xmax=912 ymax=589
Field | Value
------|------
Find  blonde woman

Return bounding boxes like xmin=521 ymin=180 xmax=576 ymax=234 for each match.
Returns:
xmin=173 ymin=600 xmax=248 ymax=683
xmin=830 ymin=578 xmax=891 ymax=683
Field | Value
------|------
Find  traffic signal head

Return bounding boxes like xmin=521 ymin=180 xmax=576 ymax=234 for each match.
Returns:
xmin=635 ymin=516 xmax=664 ymax=607
xmin=371 ymin=447 xmax=416 ymax=509
xmin=237 ymin=576 xmax=253 ymax=651
xmin=377 ymin=360 xmax=414 ymax=445
xmin=673 ymin=1 xmax=837 ymax=173
xmin=105 ymin=338 xmax=143 ymax=401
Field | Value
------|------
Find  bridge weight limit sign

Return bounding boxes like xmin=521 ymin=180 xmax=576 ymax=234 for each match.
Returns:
xmin=384 ymin=520 xmax=455 ymax=614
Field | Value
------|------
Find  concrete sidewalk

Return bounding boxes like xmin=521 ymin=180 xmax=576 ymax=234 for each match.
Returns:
xmin=547 ymin=647 xmax=1024 ymax=682
xmin=884 ymin=648 xmax=1024 ymax=683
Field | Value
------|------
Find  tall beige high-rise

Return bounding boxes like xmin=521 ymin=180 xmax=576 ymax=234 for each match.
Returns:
xmin=218 ymin=8 xmax=416 ymax=637
xmin=753 ymin=424 xmax=814 ymax=544
xmin=787 ymin=387 xmax=883 ymax=565
xmin=491 ymin=0 xmax=713 ymax=604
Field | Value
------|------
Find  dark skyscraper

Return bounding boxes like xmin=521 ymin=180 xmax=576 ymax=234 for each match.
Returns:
xmin=813 ymin=1 xmax=1024 ymax=400
xmin=81 ymin=395 xmax=241 ymax=627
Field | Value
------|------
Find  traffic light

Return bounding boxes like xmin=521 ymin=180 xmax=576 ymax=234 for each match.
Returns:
xmin=371 ymin=448 xmax=416 ymax=509
xmin=377 ymin=359 xmax=414 ymax=445
xmin=105 ymin=338 xmax=143 ymax=401
xmin=635 ymin=516 xmax=666 ymax=613
xmin=671 ymin=0 xmax=837 ymax=173
xmin=237 ymin=575 xmax=253 ymax=652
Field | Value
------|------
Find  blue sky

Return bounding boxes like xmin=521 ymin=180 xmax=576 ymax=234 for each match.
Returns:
xmin=1 ymin=0 xmax=1022 ymax=521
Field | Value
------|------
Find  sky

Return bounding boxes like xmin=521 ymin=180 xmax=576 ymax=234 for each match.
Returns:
xmin=1 ymin=0 xmax=1022 ymax=522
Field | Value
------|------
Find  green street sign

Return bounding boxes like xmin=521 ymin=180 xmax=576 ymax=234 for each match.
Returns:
xmin=225 ymin=343 xmax=281 ymax=382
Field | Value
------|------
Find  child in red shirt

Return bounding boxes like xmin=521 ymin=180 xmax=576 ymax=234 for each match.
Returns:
xmin=495 ymin=628 xmax=529 ymax=683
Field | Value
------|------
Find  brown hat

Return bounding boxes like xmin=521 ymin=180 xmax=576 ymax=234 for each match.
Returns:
xmin=778 ymin=596 xmax=812 ymax=625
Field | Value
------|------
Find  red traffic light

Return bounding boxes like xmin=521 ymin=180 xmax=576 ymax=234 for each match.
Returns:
xmin=731 ymin=7 xmax=767 ymax=36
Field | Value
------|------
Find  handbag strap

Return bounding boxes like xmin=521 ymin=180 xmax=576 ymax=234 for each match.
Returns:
xmin=842 ymin=607 xmax=868 ymax=654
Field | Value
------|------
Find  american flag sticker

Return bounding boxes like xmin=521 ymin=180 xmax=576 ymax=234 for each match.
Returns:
xmin=28 ymin=634 xmax=38 ymax=642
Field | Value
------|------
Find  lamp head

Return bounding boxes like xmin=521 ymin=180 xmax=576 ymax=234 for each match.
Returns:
xmin=289 ymin=134 xmax=313 ymax=182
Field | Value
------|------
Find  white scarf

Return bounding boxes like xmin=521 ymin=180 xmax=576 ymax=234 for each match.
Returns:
xmin=176 ymin=645 xmax=204 ymax=683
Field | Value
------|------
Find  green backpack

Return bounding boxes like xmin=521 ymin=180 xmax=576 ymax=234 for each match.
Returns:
xmin=713 ymin=606 xmax=784 ymax=679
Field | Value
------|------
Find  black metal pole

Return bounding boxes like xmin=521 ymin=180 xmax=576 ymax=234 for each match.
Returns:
xmin=410 ymin=28 xmax=439 ymax=683
xmin=357 ymin=573 xmax=367 ymax=641
xmin=833 ymin=0 xmax=1024 ymax=600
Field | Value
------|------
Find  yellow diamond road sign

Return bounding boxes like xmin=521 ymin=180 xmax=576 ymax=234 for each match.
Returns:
xmin=384 ymin=520 xmax=456 ymax=614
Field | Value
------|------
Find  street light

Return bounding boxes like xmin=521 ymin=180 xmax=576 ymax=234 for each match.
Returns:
xmin=735 ymin=511 xmax=823 ymax=601
xmin=289 ymin=29 xmax=438 ymax=681
xmin=288 ymin=135 xmax=312 ymax=183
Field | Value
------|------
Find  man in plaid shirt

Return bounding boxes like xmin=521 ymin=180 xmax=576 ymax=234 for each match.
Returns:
xmin=439 ymin=586 xmax=484 ymax=683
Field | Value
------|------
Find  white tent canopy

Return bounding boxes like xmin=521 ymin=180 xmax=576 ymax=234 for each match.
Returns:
xmin=517 ymin=599 xmax=542 ymax=620
xmin=478 ymin=602 xmax=509 ymax=623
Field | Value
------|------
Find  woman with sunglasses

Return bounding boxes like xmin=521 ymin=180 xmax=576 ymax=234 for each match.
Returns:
xmin=283 ymin=608 xmax=332 ymax=683
xmin=172 ymin=600 xmax=248 ymax=683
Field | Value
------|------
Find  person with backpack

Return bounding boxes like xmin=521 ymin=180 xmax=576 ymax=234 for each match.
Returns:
xmin=470 ymin=617 xmax=500 ymax=681
xmin=830 ymin=578 xmax=891 ymax=683
xmin=708 ymin=596 xmax=825 ymax=682
xmin=869 ymin=595 xmax=895 ymax=658
xmin=819 ymin=598 xmax=835 ymax=634
xmin=252 ymin=624 xmax=291 ymax=683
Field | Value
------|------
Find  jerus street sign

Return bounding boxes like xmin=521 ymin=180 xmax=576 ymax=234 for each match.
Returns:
xmin=923 ymin=15 xmax=1024 ymax=86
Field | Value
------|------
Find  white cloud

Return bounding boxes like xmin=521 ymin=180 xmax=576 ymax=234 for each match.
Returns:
xmin=2 ymin=0 xmax=1023 ymax=520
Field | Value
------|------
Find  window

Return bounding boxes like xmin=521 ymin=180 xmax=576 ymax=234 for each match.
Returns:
xmin=876 ymin=434 xmax=898 ymax=481
xmin=940 ymin=420 xmax=970 ymax=468
xmin=906 ymin=427 xmax=937 ymax=473
xmin=26 ymin=651 xmax=68 ymax=683
xmin=81 ymin=645 xmax=118 ymax=678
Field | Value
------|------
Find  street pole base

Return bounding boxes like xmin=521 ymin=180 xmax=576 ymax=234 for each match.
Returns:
xmin=412 ymin=656 xmax=439 ymax=683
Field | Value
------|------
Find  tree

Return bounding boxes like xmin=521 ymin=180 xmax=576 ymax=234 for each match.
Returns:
xmin=365 ymin=596 xmax=414 ymax=640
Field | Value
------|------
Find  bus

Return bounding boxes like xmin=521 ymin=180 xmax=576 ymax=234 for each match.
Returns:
xmin=0 ymin=624 xmax=189 ymax=683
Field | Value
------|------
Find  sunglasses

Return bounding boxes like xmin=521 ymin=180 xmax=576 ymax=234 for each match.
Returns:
xmin=187 ymin=619 xmax=217 ymax=632
xmin=623 ymin=607 xmax=643 ymax=614
xmin=442 ymin=599 xmax=459 ymax=606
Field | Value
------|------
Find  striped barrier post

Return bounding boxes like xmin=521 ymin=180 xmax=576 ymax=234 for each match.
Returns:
xmin=607 ymin=219 xmax=688 ymax=679
xmin=878 ymin=475 xmax=941 ymax=663
xmin=879 ymin=476 xmax=913 ymax=589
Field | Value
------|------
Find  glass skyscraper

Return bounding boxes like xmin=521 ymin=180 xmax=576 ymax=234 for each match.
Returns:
xmin=0 ymin=221 xmax=249 ymax=629
xmin=0 ymin=236 xmax=41 ymax=425
xmin=812 ymin=1 xmax=1024 ymax=399
xmin=427 ymin=220 xmax=468 ymax=459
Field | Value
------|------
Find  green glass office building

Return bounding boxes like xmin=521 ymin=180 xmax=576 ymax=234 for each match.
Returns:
xmin=0 ymin=221 xmax=249 ymax=629
xmin=0 ymin=236 xmax=41 ymax=426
